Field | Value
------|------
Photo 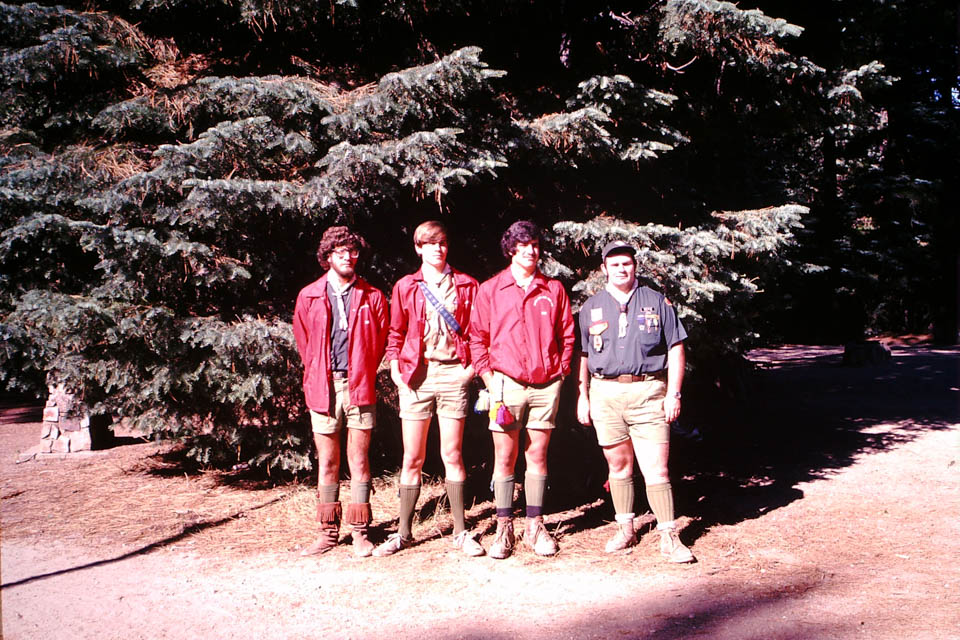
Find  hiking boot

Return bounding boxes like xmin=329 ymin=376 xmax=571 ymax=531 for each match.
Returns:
xmin=524 ymin=516 xmax=558 ymax=557
xmin=351 ymin=526 xmax=375 ymax=558
xmin=488 ymin=517 xmax=515 ymax=559
xmin=451 ymin=530 xmax=485 ymax=557
xmin=372 ymin=532 xmax=412 ymax=557
xmin=301 ymin=501 xmax=341 ymax=556
xmin=604 ymin=521 xmax=637 ymax=553
xmin=659 ymin=525 xmax=695 ymax=563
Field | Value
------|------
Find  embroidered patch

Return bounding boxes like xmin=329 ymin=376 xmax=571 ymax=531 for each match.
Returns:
xmin=593 ymin=334 xmax=604 ymax=353
xmin=588 ymin=321 xmax=608 ymax=335
xmin=590 ymin=307 xmax=603 ymax=321
xmin=642 ymin=312 xmax=660 ymax=332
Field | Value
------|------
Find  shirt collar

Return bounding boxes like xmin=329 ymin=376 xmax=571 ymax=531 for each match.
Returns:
xmin=416 ymin=264 xmax=452 ymax=284
xmin=495 ymin=268 xmax=545 ymax=291
xmin=327 ymin=276 xmax=356 ymax=295
xmin=605 ymin=282 xmax=638 ymax=305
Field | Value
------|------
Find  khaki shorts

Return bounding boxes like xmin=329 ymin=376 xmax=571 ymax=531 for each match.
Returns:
xmin=489 ymin=371 xmax=563 ymax=432
xmin=398 ymin=360 xmax=471 ymax=420
xmin=310 ymin=377 xmax=376 ymax=434
xmin=589 ymin=378 xmax=669 ymax=446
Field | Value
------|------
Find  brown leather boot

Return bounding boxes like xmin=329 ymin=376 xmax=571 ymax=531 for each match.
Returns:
xmin=488 ymin=517 xmax=515 ymax=559
xmin=346 ymin=502 xmax=374 ymax=558
xmin=301 ymin=501 xmax=341 ymax=556
xmin=524 ymin=516 xmax=558 ymax=557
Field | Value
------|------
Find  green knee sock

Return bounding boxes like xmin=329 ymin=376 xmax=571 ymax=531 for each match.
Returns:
xmin=319 ymin=483 xmax=340 ymax=504
xmin=493 ymin=476 xmax=515 ymax=518
xmin=351 ymin=479 xmax=371 ymax=504
xmin=646 ymin=482 xmax=675 ymax=525
xmin=446 ymin=479 xmax=466 ymax=534
xmin=524 ymin=473 xmax=548 ymax=518
xmin=398 ymin=483 xmax=421 ymax=539
xmin=609 ymin=476 xmax=635 ymax=516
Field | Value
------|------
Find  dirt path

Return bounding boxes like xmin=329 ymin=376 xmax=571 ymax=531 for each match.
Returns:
xmin=2 ymin=345 xmax=958 ymax=639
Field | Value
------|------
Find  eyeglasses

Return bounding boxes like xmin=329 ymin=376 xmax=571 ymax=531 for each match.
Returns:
xmin=332 ymin=248 xmax=360 ymax=259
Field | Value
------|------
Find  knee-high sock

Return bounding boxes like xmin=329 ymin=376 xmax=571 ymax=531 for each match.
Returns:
xmin=398 ymin=483 xmax=421 ymax=539
xmin=446 ymin=479 xmax=466 ymax=534
xmin=351 ymin=479 xmax=371 ymax=504
xmin=609 ymin=476 xmax=635 ymax=517
xmin=646 ymin=482 xmax=675 ymax=525
xmin=493 ymin=475 xmax=515 ymax=518
xmin=524 ymin=472 xmax=548 ymax=518
xmin=319 ymin=483 xmax=340 ymax=504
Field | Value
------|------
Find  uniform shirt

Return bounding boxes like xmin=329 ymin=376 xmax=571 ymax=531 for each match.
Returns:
xmin=326 ymin=280 xmax=353 ymax=371
xmin=470 ymin=268 xmax=575 ymax=385
xmin=579 ymin=285 xmax=686 ymax=376
xmin=421 ymin=269 xmax=458 ymax=362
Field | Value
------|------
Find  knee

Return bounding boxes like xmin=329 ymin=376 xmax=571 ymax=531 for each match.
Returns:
xmin=493 ymin=456 xmax=515 ymax=476
xmin=402 ymin=451 xmax=425 ymax=474
xmin=317 ymin=461 xmax=339 ymax=483
xmin=440 ymin=443 xmax=463 ymax=467
xmin=346 ymin=448 xmax=369 ymax=472
xmin=607 ymin=457 xmax=632 ymax=477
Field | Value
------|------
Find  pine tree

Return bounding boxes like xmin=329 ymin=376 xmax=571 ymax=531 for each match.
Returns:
xmin=2 ymin=0 xmax=950 ymax=471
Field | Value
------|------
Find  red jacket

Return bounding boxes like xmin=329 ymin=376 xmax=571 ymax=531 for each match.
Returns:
xmin=292 ymin=275 xmax=388 ymax=413
xmin=469 ymin=268 xmax=575 ymax=385
xmin=385 ymin=267 xmax=479 ymax=386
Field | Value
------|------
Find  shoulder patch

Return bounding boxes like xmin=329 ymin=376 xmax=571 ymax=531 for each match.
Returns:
xmin=590 ymin=307 xmax=603 ymax=321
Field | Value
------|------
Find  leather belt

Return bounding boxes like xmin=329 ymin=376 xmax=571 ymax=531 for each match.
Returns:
xmin=593 ymin=371 xmax=665 ymax=383
xmin=332 ymin=370 xmax=348 ymax=380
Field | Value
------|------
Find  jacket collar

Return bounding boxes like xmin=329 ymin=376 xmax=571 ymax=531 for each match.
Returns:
xmin=302 ymin=274 xmax=371 ymax=298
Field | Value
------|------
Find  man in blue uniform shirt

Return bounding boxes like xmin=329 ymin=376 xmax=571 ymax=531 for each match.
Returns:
xmin=576 ymin=240 xmax=695 ymax=563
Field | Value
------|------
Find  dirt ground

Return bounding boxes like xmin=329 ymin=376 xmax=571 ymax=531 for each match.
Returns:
xmin=2 ymin=344 xmax=958 ymax=640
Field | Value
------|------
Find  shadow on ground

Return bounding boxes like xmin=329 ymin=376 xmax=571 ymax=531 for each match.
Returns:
xmin=668 ymin=346 xmax=958 ymax=542
xmin=520 ymin=345 xmax=958 ymax=540
xmin=382 ymin=569 xmax=851 ymax=640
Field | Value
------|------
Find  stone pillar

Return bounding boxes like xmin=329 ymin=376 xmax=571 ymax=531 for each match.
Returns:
xmin=40 ymin=383 xmax=93 ymax=453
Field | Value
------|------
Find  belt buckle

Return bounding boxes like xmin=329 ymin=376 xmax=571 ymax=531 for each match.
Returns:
xmin=617 ymin=374 xmax=634 ymax=383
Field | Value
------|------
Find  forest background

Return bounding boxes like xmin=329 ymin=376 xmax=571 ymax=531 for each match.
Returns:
xmin=1 ymin=0 xmax=957 ymax=477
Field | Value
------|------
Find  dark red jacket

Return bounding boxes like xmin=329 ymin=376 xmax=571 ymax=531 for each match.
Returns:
xmin=385 ymin=267 xmax=479 ymax=386
xmin=292 ymin=275 xmax=388 ymax=413
xmin=469 ymin=268 xmax=575 ymax=385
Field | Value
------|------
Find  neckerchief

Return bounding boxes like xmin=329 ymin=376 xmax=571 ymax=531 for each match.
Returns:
xmin=605 ymin=282 xmax=638 ymax=338
xmin=329 ymin=277 xmax=355 ymax=331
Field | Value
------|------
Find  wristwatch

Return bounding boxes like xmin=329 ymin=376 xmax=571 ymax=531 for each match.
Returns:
xmin=670 ymin=391 xmax=682 ymax=399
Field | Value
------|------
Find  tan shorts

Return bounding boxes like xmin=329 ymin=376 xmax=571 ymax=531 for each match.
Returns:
xmin=310 ymin=377 xmax=376 ymax=434
xmin=398 ymin=360 xmax=471 ymax=420
xmin=488 ymin=371 xmax=563 ymax=432
xmin=589 ymin=377 xmax=669 ymax=446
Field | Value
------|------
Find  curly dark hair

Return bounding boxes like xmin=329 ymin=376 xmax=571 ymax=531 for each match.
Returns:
xmin=500 ymin=220 xmax=542 ymax=258
xmin=316 ymin=226 xmax=369 ymax=270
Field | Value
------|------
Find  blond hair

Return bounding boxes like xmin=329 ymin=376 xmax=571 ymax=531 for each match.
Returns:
xmin=413 ymin=220 xmax=448 ymax=247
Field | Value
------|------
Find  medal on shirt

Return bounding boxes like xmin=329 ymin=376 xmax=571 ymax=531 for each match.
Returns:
xmin=640 ymin=306 xmax=659 ymax=334
xmin=589 ymin=321 xmax=608 ymax=353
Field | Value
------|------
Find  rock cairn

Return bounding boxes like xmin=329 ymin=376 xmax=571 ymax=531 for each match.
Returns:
xmin=40 ymin=384 xmax=93 ymax=453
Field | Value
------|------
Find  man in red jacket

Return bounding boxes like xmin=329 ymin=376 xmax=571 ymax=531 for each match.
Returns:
xmin=372 ymin=220 xmax=484 ymax=558
xmin=469 ymin=220 xmax=576 ymax=559
xmin=293 ymin=226 xmax=388 ymax=557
